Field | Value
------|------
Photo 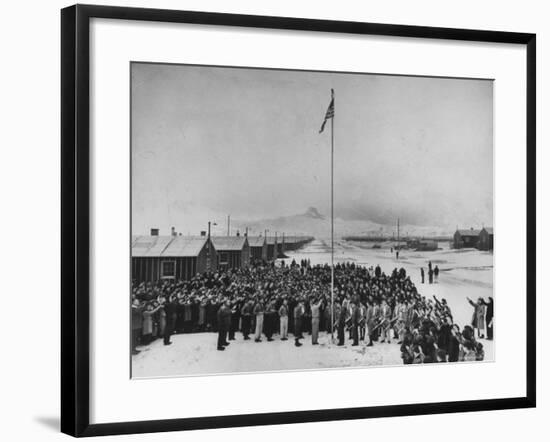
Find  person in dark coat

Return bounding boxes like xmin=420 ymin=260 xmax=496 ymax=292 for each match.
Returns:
xmin=163 ymin=296 xmax=177 ymax=346
xmin=437 ymin=316 xmax=452 ymax=359
xmin=183 ymin=299 xmax=193 ymax=333
xmin=481 ymin=297 xmax=494 ymax=340
xmin=337 ymin=300 xmax=348 ymax=346
xmin=269 ymin=299 xmax=280 ymax=341
xmin=294 ymin=300 xmax=304 ymax=347
xmin=400 ymin=332 xmax=414 ymax=364
xmin=191 ymin=299 xmax=199 ymax=331
xmin=422 ymin=332 xmax=437 ymax=363
xmin=420 ymin=267 xmax=425 ymax=284
xmin=365 ymin=301 xmax=377 ymax=346
xmin=434 ymin=265 xmax=439 ymax=283
xmin=176 ymin=299 xmax=186 ymax=333
xmin=216 ymin=299 xmax=232 ymax=351
xmin=228 ymin=299 xmax=241 ymax=341
xmin=240 ymin=300 xmax=253 ymax=340
xmin=351 ymin=302 xmax=361 ymax=346
xmin=428 ymin=268 xmax=434 ymax=284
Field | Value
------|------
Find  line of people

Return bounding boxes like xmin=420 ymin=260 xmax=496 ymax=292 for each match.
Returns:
xmin=420 ymin=261 xmax=439 ymax=284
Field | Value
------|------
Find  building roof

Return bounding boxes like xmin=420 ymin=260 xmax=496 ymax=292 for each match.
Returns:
xmin=132 ymin=235 xmax=174 ymax=257
xmin=210 ymin=236 xmax=248 ymax=251
xmin=247 ymin=236 xmax=266 ymax=247
xmin=132 ymin=235 xmax=209 ymax=258
xmin=265 ymin=236 xmax=279 ymax=245
xmin=481 ymin=227 xmax=494 ymax=234
xmin=162 ymin=236 xmax=210 ymax=257
xmin=456 ymin=229 xmax=481 ymax=237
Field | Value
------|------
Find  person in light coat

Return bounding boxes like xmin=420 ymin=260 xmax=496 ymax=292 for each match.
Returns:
xmin=294 ymin=300 xmax=305 ymax=347
xmin=278 ymin=299 xmax=289 ymax=341
xmin=311 ymin=298 xmax=322 ymax=345
xmin=253 ymin=299 xmax=265 ymax=342
xmin=467 ymin=297 xmax=486 ymax=339
xmin=142 ymin=302 xmax=161 ymax=345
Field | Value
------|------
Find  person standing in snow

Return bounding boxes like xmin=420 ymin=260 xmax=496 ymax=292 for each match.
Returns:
xmin=278 ymin=299 xmax=289 ymax=341
xmin=216 ymin=299 xmax=232 ymax=351
xmin=253 ymin=297 xmax=265 ymax=342
xmin=294 ymin=299 xmax=304 ymax=347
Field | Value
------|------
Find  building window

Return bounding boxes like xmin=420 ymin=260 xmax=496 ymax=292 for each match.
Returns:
xmin=219 ymin=253 xmax=228 ymax=265
xmin=161 ymin=260 xmax=176 ymax=279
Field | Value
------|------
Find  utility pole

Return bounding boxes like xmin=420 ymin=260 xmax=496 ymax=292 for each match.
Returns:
xmin=397 ymin=217 xmax=400 ymax=248
xmin=207 ymin=221 xmax=217 ymax=271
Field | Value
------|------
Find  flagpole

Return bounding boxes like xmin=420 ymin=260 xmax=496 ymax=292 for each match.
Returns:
xmin=330 ymin=88 xmax=335 ymax=341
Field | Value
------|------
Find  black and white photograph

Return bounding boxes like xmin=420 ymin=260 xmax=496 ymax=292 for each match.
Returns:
xmin=130 ymin=62 xmax=494 ymax=378
xmin=0 ymin=0 xmax=543 ymax=439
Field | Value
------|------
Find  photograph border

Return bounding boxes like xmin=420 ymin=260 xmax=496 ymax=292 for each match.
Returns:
xmin=61 ymin=4 xmax=536 ymax=437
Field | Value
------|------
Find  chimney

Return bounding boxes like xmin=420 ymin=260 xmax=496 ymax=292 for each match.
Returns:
xmin=171 ymin=226 xmax=176 ymax=236
xmin=150 ymin=228 xmax=159 ymax=236
xmin=200 ymin=231 xmax=206 ymax=237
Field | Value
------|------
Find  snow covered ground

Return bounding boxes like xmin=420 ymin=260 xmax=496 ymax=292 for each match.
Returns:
xmin=132 ymin=331 xmax=403 ymax=378
xmin=132 ymin=239 xmax=494 ymax=378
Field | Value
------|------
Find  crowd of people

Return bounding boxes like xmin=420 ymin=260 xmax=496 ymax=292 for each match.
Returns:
xmin=131 ymin=259 xmax=492 ymax=364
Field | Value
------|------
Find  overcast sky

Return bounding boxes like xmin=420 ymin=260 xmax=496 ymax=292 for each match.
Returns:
xmin=132 ymin=63 xmax=493 ymax=236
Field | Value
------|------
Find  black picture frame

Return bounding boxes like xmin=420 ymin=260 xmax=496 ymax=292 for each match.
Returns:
xmin=61 ymin=4 xmax=536 ymax=437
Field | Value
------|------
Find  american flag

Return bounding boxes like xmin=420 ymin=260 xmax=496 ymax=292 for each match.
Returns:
xmin=319 ymin=90 xmax=334 ymax=134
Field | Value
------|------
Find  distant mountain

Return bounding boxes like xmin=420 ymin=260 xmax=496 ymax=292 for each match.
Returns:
xmin=233 ymin=207 xmax=452 ymax=239
xmin=304 ymin=207 xmax=325 ymax=220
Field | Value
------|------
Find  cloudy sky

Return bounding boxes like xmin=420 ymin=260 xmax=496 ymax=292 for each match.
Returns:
xmin=132 ymin=63 xmax=493 ymax=236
